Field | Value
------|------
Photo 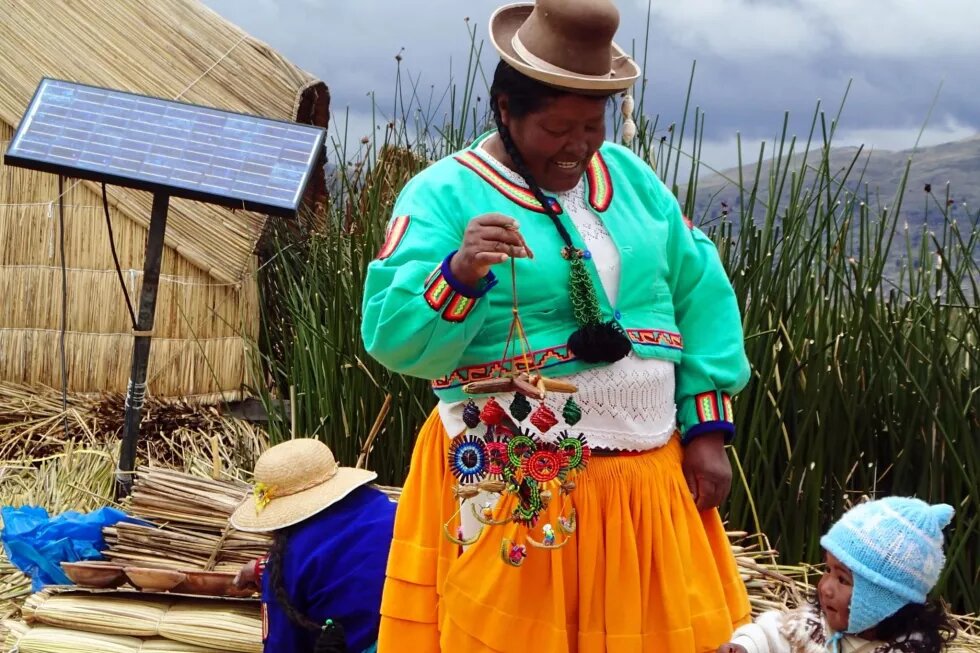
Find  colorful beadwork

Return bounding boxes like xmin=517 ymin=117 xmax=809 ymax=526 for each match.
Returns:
xmin=448 ymin=434 xmax=488 ymax=484
xmin=484 ymin=436 xmax=509 ymax=477
xmin=561 ymin=397 xmax=582 ymax=426
xmin=557 ymin=432 xmax=591 ymax=472
xmin=524 ymin=447 xmax=563 ymax=483
xmin=530 ymin=404 xmax=559 ymax=434
xmin=506 ymin=433 xmax=537 ymax=468
xmin=462 ymin=400 xmax=481 ymax=429
xmin=513 ymin=479 xmax=544 ymax=526
xmin=480 ymin=398 xmax=506 ymax=425
xmin=509 ymin=393 xmax=532 ymax=421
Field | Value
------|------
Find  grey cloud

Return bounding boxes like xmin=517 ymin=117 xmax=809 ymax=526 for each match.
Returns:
xmin=201 ymin=0 xmax=978 ymax=154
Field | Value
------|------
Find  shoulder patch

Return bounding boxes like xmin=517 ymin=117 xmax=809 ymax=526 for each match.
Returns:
xmin=377 ymin=215 xmax=410 ymax=260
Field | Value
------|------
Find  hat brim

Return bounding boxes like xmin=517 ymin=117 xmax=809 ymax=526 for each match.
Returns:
xmin=489 ymin=2 xmax=641 ymax=94
xmin=230 ymin=467 xmax=378 ymax=533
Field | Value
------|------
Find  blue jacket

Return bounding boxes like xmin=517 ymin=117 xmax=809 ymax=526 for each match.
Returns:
xmin=262 ymin=486 xmax=395 ymax=652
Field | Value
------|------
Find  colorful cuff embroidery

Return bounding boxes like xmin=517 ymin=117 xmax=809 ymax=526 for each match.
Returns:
xmin=377 ymin=215 xmax=410 ymax=259
xmin=684 ymin=391 xmax=736 ymax=444
xmin=695 ymin=391 xmax=732 ymax=423
xmin=423 ymin=256 xmax=493 ymax=322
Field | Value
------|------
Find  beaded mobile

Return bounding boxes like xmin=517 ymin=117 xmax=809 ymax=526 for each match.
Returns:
xmin=443 ymin=258 xmax=591 ymax=567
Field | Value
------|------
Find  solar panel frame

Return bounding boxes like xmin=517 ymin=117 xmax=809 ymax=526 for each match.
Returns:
xmin=4 ymin=78 xmax=326 ymax=218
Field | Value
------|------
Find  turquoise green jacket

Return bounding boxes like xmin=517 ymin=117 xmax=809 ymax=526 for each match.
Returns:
xmin=361 ymin=138 xmax=750 ymax=441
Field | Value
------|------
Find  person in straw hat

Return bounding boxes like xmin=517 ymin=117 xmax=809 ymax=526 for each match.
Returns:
xmin=231 ymin=438 xmax=395 ymax=653
xmin=361 ymin=0 xmax=752 ymax=650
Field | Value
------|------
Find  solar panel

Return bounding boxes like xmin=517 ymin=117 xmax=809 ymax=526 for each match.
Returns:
xmin=4 ymin=78 xmax=325 ymax=217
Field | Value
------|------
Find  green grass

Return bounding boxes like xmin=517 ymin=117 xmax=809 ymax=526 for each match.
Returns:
xmin=247 ymin=39 xmax=979 ymax=611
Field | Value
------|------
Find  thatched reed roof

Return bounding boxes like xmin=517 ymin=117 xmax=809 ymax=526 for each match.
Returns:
xmin=0 ymin=0 xmax=329 ymax=283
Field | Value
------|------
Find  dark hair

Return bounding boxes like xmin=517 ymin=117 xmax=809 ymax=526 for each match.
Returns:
xmin=872 ymin=600 xmax=957 ymax=653
xmin=488 ymin=60 xmax=631 ymax=363
xmin=807 ymin=593 xmax=956 ymax=652
xmin=267 ymin=530 xmax=349 ymax=653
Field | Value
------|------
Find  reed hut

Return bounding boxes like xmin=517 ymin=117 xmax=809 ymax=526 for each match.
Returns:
xmin=0 ymin=0 xmax=329 ymax=402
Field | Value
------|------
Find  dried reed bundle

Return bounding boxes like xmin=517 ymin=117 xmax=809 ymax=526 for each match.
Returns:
xmin=138 ymin=638 xmax=216 ymax=652
xmin=4 ymin=622 xmax=143 ymax=653
xmin=157 ymin=602 xmax=261 ymax=653
xmin=101 ymin=466 xmax=271 ymax=572
xmin=23 ymin=592 xmax=171 ymax=637
xmin=0 ymin=381 xmax=266 ymax=474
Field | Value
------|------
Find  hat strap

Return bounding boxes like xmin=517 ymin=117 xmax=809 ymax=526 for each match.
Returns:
xmin=511 ymin=33 xmax=613 ymax=79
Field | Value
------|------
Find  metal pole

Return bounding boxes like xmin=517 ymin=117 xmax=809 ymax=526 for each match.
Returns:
xmin=116 ymin=192 xmax=170 ymax=498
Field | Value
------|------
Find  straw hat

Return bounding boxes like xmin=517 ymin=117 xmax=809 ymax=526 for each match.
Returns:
xmin=230 ymin=439 xmax=377 ymax=533
xmin=489 ymin=0 xmax=641 ymax=93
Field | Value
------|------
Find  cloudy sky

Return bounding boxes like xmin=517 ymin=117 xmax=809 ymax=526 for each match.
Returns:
xmin=201 ymin=0 xmax=979 ymax=170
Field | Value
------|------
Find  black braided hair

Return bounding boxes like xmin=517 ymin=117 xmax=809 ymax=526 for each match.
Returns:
xmin=267 ymin=530 xmax=350 ymax=653
xmin=489 ymin=61 xmax=631 ymax=364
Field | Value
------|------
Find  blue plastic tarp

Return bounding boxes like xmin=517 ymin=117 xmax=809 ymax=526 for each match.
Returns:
xmin=1 ymin=505 xmax=142 ymax=592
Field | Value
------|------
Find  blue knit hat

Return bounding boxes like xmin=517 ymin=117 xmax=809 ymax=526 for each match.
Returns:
xmin=820 ymin=496 xmax=954 ymax=634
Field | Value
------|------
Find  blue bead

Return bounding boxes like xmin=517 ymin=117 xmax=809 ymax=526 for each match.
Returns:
xmin=583 ymin=250 xmax=592 ymax=260
xmin=614 ymin=310 xmax=622 ymax=320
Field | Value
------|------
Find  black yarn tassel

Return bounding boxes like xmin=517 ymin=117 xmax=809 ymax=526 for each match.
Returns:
xmin=314 ymin=620 xmax=349 ymax=653
xmin=567 ymin=320 xmax=632 ymax=363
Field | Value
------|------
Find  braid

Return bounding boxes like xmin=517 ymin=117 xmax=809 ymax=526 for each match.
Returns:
xmin=489 ymin=61 xmax=632 ymax=364
xmin=268 ymin=530 xmax=322 ymax=631
xmin=313 ymin=620 xmax=349 ymax=653
xmin=268 ymin=531 xmax=351 ymax=652
xmin=490 ymin=97 xmax=573 ymax=248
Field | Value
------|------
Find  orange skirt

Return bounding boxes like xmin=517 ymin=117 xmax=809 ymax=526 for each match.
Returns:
xmin=378 ymin=410 xmax=750 ymax=653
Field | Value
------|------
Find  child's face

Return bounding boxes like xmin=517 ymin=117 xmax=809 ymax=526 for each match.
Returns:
xmin=818 ymin=551 xmax=854 ymax=632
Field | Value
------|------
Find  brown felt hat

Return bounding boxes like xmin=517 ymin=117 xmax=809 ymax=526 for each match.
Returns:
xmin=489 ymin=0 xmax=641 ymax=93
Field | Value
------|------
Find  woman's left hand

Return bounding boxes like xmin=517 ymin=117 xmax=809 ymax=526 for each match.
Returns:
xmin=681 ymin=432 xmax=732 ymax=511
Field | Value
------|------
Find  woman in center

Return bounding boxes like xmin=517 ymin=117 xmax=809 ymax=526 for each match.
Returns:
xmin=361 ymin=1 xmax=752 ymax=651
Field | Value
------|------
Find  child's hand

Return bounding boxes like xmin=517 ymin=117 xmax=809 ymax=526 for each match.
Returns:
xmin=717 ymin=644 xmax=747 ymax=653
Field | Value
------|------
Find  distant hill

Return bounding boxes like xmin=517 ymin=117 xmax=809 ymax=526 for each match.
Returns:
xmin=690 ymin=135 xmax=980 ymax=229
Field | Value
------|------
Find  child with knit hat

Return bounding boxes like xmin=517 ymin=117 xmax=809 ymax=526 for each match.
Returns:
xmin=718 ymin=496 xmax=958 ymax=653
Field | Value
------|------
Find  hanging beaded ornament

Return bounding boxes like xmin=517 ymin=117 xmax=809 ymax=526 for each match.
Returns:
xmin=442 ymin=258 xmax=591 ymax=566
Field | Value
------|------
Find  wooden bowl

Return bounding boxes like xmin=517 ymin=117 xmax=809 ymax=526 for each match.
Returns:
xmin=174 ymin=570 xmax=236 ymax=597
xmin=61 ymin=561 xmax=127 ymax=588
xmin=123 ymin=566 xmax=187 ymax=593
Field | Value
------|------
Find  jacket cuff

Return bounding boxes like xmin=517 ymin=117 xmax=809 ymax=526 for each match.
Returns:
xmin=423 ymin=257 xmax=493 ymax=323
xmin=680 ymin=391 xmax=736 ymax=444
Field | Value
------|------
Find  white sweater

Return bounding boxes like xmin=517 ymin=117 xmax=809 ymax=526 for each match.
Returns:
xmin=730 ymin=607 xmax=888 ymax=653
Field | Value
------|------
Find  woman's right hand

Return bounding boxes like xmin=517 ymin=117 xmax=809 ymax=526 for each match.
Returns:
xmin=233 ymin=559 xmax=259 ymax=590
xmin=450 ymin=213 xmax=534 ymax=286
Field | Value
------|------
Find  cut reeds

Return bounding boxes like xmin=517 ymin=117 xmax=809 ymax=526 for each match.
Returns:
xmin=157 ymin=601 xmax=262 ymax=653
xmin=23 ymin=591 xmax=172 ymax=637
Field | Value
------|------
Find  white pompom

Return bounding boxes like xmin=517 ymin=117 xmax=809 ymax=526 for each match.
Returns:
xmin=622 ymin=118 xmax=636 ymax=145
xmin=621 ymin=94 xmax=635 ymax=117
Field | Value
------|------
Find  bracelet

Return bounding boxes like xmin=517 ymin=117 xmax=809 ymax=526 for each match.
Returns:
xmin=441 ymin=251 xmax=498 ymax=298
